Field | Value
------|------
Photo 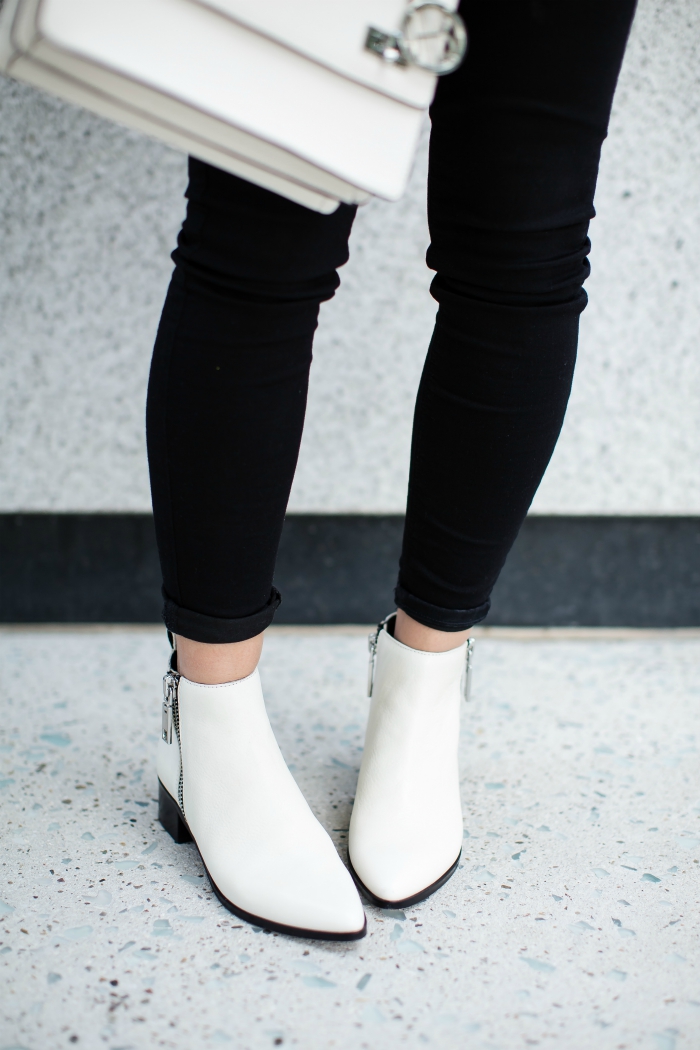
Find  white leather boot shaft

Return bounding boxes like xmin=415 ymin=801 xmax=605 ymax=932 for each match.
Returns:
xmin=158 ymin=668 xmax=365 ymax=938
xmin=348 ymin=626 xmax=466 ymax=905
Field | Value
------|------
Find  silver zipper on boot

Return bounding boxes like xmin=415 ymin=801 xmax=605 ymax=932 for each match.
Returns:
xmin=462 ymin=637 xmax=475 ymax=702
xmin=367 ymin=613 xmax=395 ymax=697
xmin=368 ymin=615 xmax=475 ymax=701
xmin=162 ymin=664 xmax=184 ymax=812
xmin=367 ymin=625 xmax=379 ymax=698
xmin=162 ymin=669 xmax=179 ymax=744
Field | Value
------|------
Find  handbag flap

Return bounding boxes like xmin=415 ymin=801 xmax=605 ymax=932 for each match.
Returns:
xmin=175 ymin=0 xmax=451 ymax=108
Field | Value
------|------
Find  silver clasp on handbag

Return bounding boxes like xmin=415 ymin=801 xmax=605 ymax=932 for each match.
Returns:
xmin=365 ymin=2 xmax=467 ymax=76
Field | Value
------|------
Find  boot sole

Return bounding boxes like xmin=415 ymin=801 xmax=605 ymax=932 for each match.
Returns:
xmin=158 ymin=780 xmax=367 ymax=942
xmin=347 ymin=851 xmax=462 ymax=910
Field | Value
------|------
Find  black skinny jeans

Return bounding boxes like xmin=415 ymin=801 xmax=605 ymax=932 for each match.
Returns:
xmin=147 ymin=0 xmax=637 ymax=643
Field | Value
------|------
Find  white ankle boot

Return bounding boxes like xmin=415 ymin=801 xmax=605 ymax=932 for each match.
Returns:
xmin=157 ymin=656 xmax=366 ymax=940
xmin=348 ymin=615 xmax=472 ymax=907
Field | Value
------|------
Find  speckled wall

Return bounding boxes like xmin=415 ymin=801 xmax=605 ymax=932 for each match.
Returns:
xmin=1 ymin=0 xmax=699 ymax=514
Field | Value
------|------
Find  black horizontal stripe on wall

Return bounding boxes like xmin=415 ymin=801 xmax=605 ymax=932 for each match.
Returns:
xmin=0 ymin=513 xmax=699 ymax=627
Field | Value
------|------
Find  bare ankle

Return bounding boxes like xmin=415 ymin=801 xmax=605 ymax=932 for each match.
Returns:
xmin=393 ymin=610 xmax=471 ymax=653
xmin=175 ymin=633 xmax=264 ymax=684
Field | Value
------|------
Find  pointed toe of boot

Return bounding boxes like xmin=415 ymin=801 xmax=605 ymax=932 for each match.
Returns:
xmin=349 ymin=834 xmax=462 ymax=908
xmin=349 ymin=849 xmax=414 ymax=907
xmin=209 ymin=830 xmax=366 ymax=938
xmin=300 ymin=853 xmax=367 ymax=937
xmin=298 ymin=881 xmax=366 ymax=939
xmin=278 ymin=863 xmax=366 ymax=939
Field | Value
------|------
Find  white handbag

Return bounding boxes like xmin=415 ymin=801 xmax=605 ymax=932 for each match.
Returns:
xmin=0 ymin=0 xmax=465 ymax=213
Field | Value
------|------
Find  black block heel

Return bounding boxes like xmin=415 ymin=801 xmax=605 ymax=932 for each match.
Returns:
xmin=159 ymin=780 xmax=192 ymax=843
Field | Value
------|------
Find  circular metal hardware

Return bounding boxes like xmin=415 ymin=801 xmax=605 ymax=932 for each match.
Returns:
xmin=400 ymin=2 xmax=467 ymax=75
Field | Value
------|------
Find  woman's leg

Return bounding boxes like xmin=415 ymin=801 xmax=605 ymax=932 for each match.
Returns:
xmin=148 ymin=163 xmax=366 ymax=940
xmin=349 ymin=0 xmax=638 ymax=909
xmin=396 ymin=0 xmax=638 ymax=642
xmin=146 ymin=160 xmax=356 ymax=680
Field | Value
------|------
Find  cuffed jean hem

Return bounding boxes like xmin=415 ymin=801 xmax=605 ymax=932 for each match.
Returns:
xmin=394 ymin=584 xmax=490 ymax=632
xmin=162 ymin=587 xmax=282 ymax=644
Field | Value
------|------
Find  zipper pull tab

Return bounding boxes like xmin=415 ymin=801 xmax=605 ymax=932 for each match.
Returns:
xmin=162 ymin=669 xmax=180 ymax=744
xmin=367 ymin=626 xmax=380 ymax=697
xmin=463 ymin=637 xmax=475 ymax=702
xmin=367 ymin=613 xmax=396 ymax=697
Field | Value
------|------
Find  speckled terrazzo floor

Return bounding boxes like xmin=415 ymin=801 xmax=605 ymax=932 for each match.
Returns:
xmin=1 ymin=627 xmax=699 ymax=1050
